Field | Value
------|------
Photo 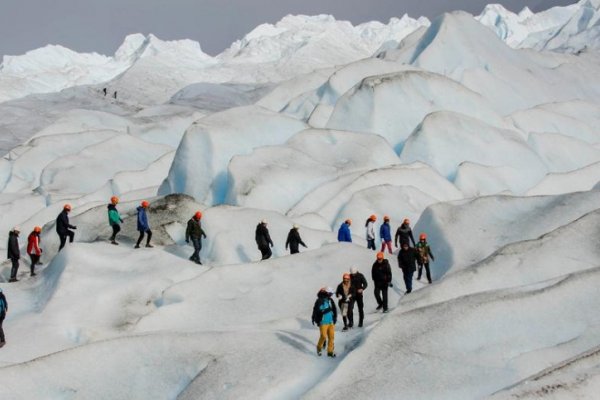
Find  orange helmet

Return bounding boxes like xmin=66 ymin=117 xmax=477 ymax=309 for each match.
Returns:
xmin=64 ymin=204 xmax=72 ymax=211
xmin=194 ymin=211 xmax=202 ymax=219
xmin=420 ymin=233 xmax=427 ymax=240
xmin=343 ymin=273 xmax=351 ymax=280
xmin=376 ymin=252 xmax=384 ymax=260
xmin=369 ymin=214 xmax=377 ymax=221
xmin=33 ymin=226 xmax=42 ymax=233
xmin=141 ymin=200 xmax=149 ymax=208
xmin=384 ymin=215 xmax=390 ymax=221
xmin=110 ymin=196 xmax=119 ymax=205
xmin=403 ymin=218 xmax=410 ymax=224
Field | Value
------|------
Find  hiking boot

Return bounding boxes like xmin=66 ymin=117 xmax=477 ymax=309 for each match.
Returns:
xmin=342 ymin=326 xmax=348 ymax=332
xmin=428 ymin=280 xmax=432 ymax=284
xmin=146 ymin=244 xmax=154 ymax=248
xmin=376 ymin=305 xmax=383 ymax=310
xmin=195 ymin=260 xmax=202 ymax=265
xmin=327 ymin=353 xmax=336 ymax=358
xmin=111 ymin=241 xmax=119 ymax=245
xmin=383 ymin=309 xmax=389 ymax=313
xmin=30 ymin=272 xmax=37 ymax=277
xmin=0 ymin=341 xmax=5 ymax=348
xmin=406 ymin=290 xmax=412 ymax=294
xmin=317 ymin=348 xmax=322 ymax=356
xmin=134 ymin=245 xmax=140 ymax=249
xmin=358 ymin=322 xmax=363 ymax=328
xmin=8 ymin=278 xmax=18 ymax=283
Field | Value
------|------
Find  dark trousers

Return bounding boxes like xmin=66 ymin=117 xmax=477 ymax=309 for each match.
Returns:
xmin=403 ymin=269 xmax=414 ymax=293
xmin=58 ymin=230 xmax=75 ymax=251
xmin=136 ymin=229 xmax=152 ymax=247
xmin=0 ymin=314 xmax=5 ymax=342
xmin=9 ymin=258 xmax=19 ymax=280
xmin=289 ymin=245 xmax=299 ymax=254
xmin=354 ymin=295 xmax=364 ymax=325
xmin=190 ymin=238 xmax=202 ymax=261
xmin=418 ymin=262 xmax=432 ymax=283
xmin=259 ymin=245 xmax=272 ymax=260
xmin=29 ymin=254 xmax=40 ymax=274
xmin=367 ymin=239 xmax=376 ymax=250
xmin=340 ymin=301 xmax=354 ymax=328
xmin=110 ymin=224 xmax=121 ymax=241
xmin=374 ymin=284 xmax=388 ymax=311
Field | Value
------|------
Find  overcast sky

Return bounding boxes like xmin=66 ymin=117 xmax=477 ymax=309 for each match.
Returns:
xmin=0 ymin=0 xmax=576 ymax=57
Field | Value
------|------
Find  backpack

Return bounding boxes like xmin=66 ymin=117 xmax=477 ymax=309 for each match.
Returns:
xmin=313 ymin=298 xmax=331 ymax=324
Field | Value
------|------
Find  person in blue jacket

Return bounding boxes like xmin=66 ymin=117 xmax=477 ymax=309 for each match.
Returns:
xmin=135 ymin=200 xmax=153 ymax=248
xmin=337 ymin=219 xmax=352 ymax=243
xmin=379 ymin=215 xmax=393 ymax=254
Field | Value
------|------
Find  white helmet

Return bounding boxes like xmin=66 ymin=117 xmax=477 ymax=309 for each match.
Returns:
xmin=12 ymin=226 xmax=20 ymax=233
xmin=293 ymin=224 xmax=299 ymax=229
xmin=350 ymin=267 xmax=358 ymax=274
xmin=261 ymin=219 xmax=267 ymax=224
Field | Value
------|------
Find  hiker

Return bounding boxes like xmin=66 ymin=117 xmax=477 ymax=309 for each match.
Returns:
xmin=337 ymin=219 xmax=352 ymax=243
xmin=113 ymin=91 xmax=117 ymax=99
xmin=135 ymin=200 xmax=153 ymax=248
xmin=416 ymin=233 xmax=435 ymax=284
xmin=103 ymin=88 xmax=107 ymax=96
xmin=312 ymin=287 xmax=337 ymax=357
xmin=380 ymin=215 xmax=393 ymax=254
xmin=350 ymin=267 xmax=368 ymax=327
xmin=285 ymin=224 xmax=307 ymax=254
xmin=365 ymin=215 xmax=376 ymax=250
xmin=27 ymin=226 xmax=42 ymax=276
xmin=0 ymin=288 xmax=7 ymax=347
xmin=371 ymin=252 xmax=392 ymax=312
xmin=336 ymin=273 xmax=356 ymax=331
xmin=185 ymin=211 xmax=207 ymax=264
xmin=398 ymin=242 xmax=420 ymax=294
xmin=56 ymin=204 xmax=76 ymax=251
xmin=7 ymin=227 xmax=20 ymax=283
xmin=395 ymin=218 xmax=415 ymax=248
xmin=108 ymin=196 xmax=123 ymax=245
xmin=255 ymin=219 xmax=273 ymax=260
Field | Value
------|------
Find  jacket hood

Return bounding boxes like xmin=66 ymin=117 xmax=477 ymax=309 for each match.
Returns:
xmin=137 ymin=206 xmax=144 ymax=211
xmin=108 ymin=204 xmax=117 ymax=211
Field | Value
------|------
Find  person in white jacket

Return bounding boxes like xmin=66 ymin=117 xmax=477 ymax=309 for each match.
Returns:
xmin=365 ymin=215 xmax=376 ymax=250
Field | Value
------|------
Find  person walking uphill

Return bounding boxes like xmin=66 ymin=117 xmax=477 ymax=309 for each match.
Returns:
xmin=365 ymin=215 xmax=376 ymax=250
xmin=0 ymin=288 xmax=7 ymax=347
xmin=398 ymin=242 xmax=420 ymax=294
xmin=395 ymin=218 xmax=415 ymax=248
xmin=135 ymin=200 xmax=153 ymax=248
xmin=371 ymin=252 xmax=392 ymax=312
xmin=337 ymin=219 xmax=352 ymax=243
xmin=27 ymin=226 xmax=43 ymax=276
xmin=350 ymin=267 xmax=368 ymax=327
xmin=186 ymin=211 xmax=207 ymax=264
xmin=107 ymin=196 xmax=123 ymax=245
xmin=56 ymin=204 xmax=77 ymax=251
xmin=416 ymin=233 xmax=435 ymax=284
xmin=336 ymin=273 xmax=356 ymax=331
xmin=312 ymin=287 xmax=337 ymax=357
xmin=255 ymin=219 xmax=274 ymax=260
xmin=380 ymin=215 xmax=393 ymax=254
xmin=7 ymin=227 xmax=20 ymax=283
xmin=285 ymin=224 xmax=307 ymax=254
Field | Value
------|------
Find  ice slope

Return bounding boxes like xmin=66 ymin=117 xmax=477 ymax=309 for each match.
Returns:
xmin=399 ymin=111 xmax=548 ymax=191
xmin=226 ymin=129 xmax=400 ymax=213
xmin=381 ymin=11 xmax=600 ymax=115
xmin=526 ymin=162 xmax=600 ymax=196
xmin=160 ymin=105 xmax=308 ymax=205
xmin=325 ymin=70 xmax=505 ymax=152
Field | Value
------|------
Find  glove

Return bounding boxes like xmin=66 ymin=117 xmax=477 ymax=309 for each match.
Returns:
xmin=120 ymin=219 xmax=124 ymax=223
xmin=185 ymin=239 xmax=189 ymax=244
xmin=312 ymin=319 xmax=315 ymax=326
xmin=333 ymin=319 xmax=337 ymax=325
xmin=203 ymin=234 xmax=207 ymax=239
xmin=395 ymin=243 xmax=398 ymax=248
xmin=303 ymin=244 xmax=307 ymax=248
xmin=72 ymin=226 xmax=77 ymax=230
xmin=389 ymin=283 xmax=393 ymax=288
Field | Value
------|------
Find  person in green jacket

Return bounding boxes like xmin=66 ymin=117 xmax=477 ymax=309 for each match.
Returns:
xmin=108 ymin=196 xmax=123 ymax=245
xmin=185 ymin=211 xmax=207 ymax=264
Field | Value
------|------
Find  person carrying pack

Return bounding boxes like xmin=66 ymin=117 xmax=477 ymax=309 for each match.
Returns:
xmin=312 ymin=287 xmax=337 ymax=357
xmin=27 ymin=226 xmax=43 ymax=276
xmin=255 ymin=219 xmax=274 ymax=260
xmin=395 ymin=218 xmax=416 ymax=248
xmin=135 ymin=201 xmax=153 ymax=248
xmin=186 ymin=211 xmax=207 ymax=264
xmin=56 ymin=204 xmax=77 ymax=251
xmin=416 ymin=233 xmax=435 ymax=284
xmin=371 ymin=252 xmax=392 ymax=312
xmin=398 ymin=242 xmax=420 ymax=294
xmin=7 ymin=227 xmax=21 ymax=282
xmin=285 ymin=224 xmax=307 ymax=254
xmin=350 ymin=267 xmax=368 ymax=327
xmin=108 ymin=196 xmax=123 ymax=245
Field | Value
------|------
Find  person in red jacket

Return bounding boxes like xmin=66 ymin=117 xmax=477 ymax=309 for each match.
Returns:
xmin=27 ymin=226 xmax=43 ymax=276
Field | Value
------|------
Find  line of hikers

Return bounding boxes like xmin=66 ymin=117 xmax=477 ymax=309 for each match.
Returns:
xmin=312 ymin=240 xmax=435 ymax=358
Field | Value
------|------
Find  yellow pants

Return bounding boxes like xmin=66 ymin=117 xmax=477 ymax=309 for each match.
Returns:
xmin=317 ymin=323 xmax=335 ymax=354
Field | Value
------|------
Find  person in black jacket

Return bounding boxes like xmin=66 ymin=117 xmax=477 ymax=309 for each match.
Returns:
xmin=0 ymin=287 xmax=7 ymax=347
xmin=7 ymin=227 xmax=20 ymax=283
xmin=350 ymin=267 xmax=368 ymax=327
xmin=398 ymin=242 xmax=420 ymax=293
xmin=255 ymin=219 xmax=274 ymax=260
xmin=371 ymin=252 xmax=392 ymax=312
xmin=395 ymin=218 xmax=415 ymax=248
xmin=285 ymin=224 xmax=307 ymax=254
xmin=185 ymin=211 xmax=207 ymax=265
xmin=336 ymin=273 xmax=356 ymax=331
xmin=56 ymin=204 xmax=76 ymax=251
